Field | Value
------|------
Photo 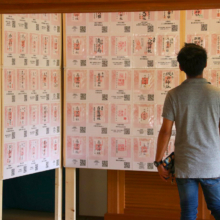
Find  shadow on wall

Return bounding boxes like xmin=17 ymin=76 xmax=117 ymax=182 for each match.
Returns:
xmin=3 ymin=169 xmax=65 ymax=213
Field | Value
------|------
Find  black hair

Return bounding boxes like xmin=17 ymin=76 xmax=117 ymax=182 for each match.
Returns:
xmin=177 ymin=43 xmax=207 ymax=77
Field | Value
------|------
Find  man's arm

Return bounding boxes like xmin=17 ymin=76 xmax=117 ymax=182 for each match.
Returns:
xmin=155 ymin=117 xmax=174 ymax=182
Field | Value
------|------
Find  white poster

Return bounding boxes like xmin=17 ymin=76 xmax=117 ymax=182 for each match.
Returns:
xmin=2 ymin=14 xmax=62 ymax=179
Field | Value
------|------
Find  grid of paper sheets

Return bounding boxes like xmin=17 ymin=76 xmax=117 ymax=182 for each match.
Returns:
xmin=2 ymin=10 xmax=219 ymax=177
xmin=64 ymin=12 xmax=181 ymax=171
xmin=2 ymin=14 xmax=62 ymax=179
xmin=185 ymin=9 xmax=220 ymax=80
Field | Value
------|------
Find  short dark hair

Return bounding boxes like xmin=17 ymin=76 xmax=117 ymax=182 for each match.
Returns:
xmin=177 ymin=43 xmax=207 ymax=77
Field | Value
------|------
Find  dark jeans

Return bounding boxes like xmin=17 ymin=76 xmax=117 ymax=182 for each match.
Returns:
xmin=176 ymin=178 xmax=220 ymax=220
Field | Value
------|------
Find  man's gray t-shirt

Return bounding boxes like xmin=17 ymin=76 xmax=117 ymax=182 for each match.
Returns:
xmin=162 ymin=78 xmax=220 ymax=178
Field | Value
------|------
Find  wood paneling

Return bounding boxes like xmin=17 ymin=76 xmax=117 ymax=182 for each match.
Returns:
xmin=65 ymin=168 xmax=76 ymax=220
xmin=107 ymin=171 xmax=118 ymax=213
xmin=106 ymin=171 xmax=212 ymax=220
xmin=124 ymin=171 xmax=180 ymax=219
xmin=180 ymin=11 xmax=187 ymax=83
xmin=118 ymin=171 xmax=125 ymax=214
xmin=105 ymin=213 xmax=210 ymax=220
xmin=105 ymin=213 xmax=178 ymax=220
xmin=107 ymin=170 xmax=125 ymax=214
xmin=0 ymin=0 xmax=220 ymax=13
xmin=55 ymin=168 xmax=63 ymax=220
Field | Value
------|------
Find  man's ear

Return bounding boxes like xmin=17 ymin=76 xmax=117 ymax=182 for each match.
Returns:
xmin=179 ymin=64 xmax=183 ymax=71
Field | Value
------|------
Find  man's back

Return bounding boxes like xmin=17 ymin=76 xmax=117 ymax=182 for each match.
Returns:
xmin=163 ymin=78 xmax=220 ymax=178
xmin=155 ymin=43 xmax=220 ymax=220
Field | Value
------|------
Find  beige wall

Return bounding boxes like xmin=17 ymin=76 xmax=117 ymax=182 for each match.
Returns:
xmin=79 ymin=169 xmax=107 ymax=217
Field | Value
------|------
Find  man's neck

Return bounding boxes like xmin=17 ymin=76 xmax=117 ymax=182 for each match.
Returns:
xmin=186 ymin=74 xmax=203 ymax=79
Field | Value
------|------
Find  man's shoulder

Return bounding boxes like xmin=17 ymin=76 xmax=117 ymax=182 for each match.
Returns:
xmin=167 ymin=85 xmax=182 ymax=96
xmin=169 ymin=82 xmax=220 ymax=94
xmin=206 ymin=84 xmax=220 ymax=92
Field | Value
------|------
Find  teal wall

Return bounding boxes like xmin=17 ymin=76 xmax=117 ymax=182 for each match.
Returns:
xmin=3 ymin=169 xmax=65 ymax=213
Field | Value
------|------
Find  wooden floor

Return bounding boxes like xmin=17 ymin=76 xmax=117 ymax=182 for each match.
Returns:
xmin=3 ymin=209 xmax=104 ymax=220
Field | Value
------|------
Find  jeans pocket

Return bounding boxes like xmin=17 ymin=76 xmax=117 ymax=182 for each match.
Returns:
xmin=202 ymin=178 xmax=220 ymax=187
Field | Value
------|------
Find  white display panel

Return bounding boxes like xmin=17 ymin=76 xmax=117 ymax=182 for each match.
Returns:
xmin=2 ymin=14 xmax=62 ymax=180
xmin=64 ymin=11 xmax=183 ymax=172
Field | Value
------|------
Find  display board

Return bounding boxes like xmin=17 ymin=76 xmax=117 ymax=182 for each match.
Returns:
xmin=1 ymin=14 xmax=62 ymax=180
xmin=64 ymin=12 xmax=182 ymax=172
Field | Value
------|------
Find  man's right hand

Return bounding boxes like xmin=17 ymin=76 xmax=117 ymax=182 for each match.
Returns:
xmin=157 ymin=165 xmax=170 ymax=182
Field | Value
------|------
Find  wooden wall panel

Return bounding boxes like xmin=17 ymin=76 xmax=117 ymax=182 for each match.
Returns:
xmin=105 ymin=214 xmax=211 ymax=220
xmin=107 ymin=171 xmax=125 ymax=214
xmin=0 ymin=0 xmax=220 ymax=13
xmin=180 ymin=11 xmax=186 ymax=83
xmin=55 ymin=168 xmax=63 ymax=220
xmin=124 ymin=171 xmax=180 ymax=219
xmin=105 ymin=213 xmax=178 ymax=220
xmin=106 ymin=171 xmax=212 ymax=220
xmin=106 ymin=170 xmax=213 ymax=220
xmin=65 ymin=168 xmax=76 ymax=220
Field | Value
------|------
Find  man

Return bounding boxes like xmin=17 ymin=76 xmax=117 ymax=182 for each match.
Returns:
xmin=154 ymin=43 xmax=220 ymax=220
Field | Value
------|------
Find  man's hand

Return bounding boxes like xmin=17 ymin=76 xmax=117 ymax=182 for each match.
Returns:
xmin=155 ymin=118 xmax=173 ymax=182
xmin=157 ymin=164 xmax=170 ymax=182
